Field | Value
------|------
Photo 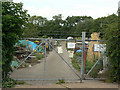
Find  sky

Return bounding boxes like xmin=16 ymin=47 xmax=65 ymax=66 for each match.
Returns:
xmin=13 ymin=0 xmax=119 ymax=20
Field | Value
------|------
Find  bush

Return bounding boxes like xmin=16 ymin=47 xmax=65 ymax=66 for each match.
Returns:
xmin=2 ymin=78 xmax=16 ymax=88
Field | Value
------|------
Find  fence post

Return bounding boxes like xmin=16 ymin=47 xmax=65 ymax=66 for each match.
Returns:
xmin=81 ymin=32 xmax=86 ymax=82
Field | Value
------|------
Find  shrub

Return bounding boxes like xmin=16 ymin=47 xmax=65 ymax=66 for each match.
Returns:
xmin=2 ymin=78 xmax=16 ymax=88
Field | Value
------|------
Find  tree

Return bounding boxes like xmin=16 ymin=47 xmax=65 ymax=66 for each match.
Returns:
xmin=75 ymin=16 xmax=93 ymax=37
xmin=39 ymin=14 xmax=64 ymax=38
xmin=104 ymin=21 xmax=119 ymax=82
xmin=98 ymin=13 xmax=119 ymax=82
xmin=2 ymin=2 xmax=29 ymax=78
xmin=23 ymin=15 xmax=47 ymax=37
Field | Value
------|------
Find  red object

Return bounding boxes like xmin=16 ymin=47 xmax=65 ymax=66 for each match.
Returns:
xmin=28 ymin=45 xmax=31 ymax=48
xmin=84 ymin=45 xmax=87 ymax=71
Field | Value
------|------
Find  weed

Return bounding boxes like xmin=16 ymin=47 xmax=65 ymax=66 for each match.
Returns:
xmin=15 ymin=80 xmax=26 ymax=85
xmin=36 ymin=54 xmax=44 ymax=60
xmin=56 ymin=79 xmax=65 ymax=84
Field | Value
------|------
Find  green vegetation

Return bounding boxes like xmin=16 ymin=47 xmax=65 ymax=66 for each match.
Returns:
xmin=15 ymin=80 xmax=26 ymax=85
xmin=2 ymin=2 xmax=29 ymax=79
xmin=2 ymin=78 xmax=16 ymax=88
xmin=35 ymin=53 xmax=44 ymax=60
xmin=2 ymin=78 xmax=26 ymax=88
xmin=103 ymin=14 xmax=120 ymax=82
xmin=85 ymin=60 xmax=94 ymax=74
xmin=87 ymin=60 xmax=103 ymax=78
xmin=56 ymin=79 xmax=65 ymax=84
xmin=30 ymin=53 xmax=44 ymax=64
xmin=72 ymin=59 xmax=80 ymax=71
xmin=72 ymin=52 xmax=104 ymax=78
xmin=71 ymin=52 xmax=81 ymax=71
xmin=2 ymin=1 xmax=29 ymax=87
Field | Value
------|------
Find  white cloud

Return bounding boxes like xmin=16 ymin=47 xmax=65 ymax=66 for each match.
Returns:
xmin=13 ymin=0 xmax=119 ymax=20
xmin=74 ymin=4 xmax=117 ymax=18
xmin=24 ymin=6 xmax=61 ymax=19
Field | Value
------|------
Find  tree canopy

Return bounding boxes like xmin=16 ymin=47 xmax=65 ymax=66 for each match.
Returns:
xmin=2 ymin=2 xmax=29 ymax=78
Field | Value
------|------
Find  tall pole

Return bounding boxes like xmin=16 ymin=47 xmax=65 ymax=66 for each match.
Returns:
xmin=44 ymin=39 xmax=47 ymax=76
xmin=81 ymin=32 xmax=86 ymax=82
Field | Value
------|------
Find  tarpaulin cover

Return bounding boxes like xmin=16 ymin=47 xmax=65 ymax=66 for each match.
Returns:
xmin=76 ymin=49 xmax=82 ymax=52
xmin=15 ymin=40 xmax=43 ymax=52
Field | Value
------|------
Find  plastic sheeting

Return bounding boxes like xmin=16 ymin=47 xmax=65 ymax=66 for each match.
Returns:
xmin=11 ymin=61 xmax=18 ymax=67
xmin=15 ymin=40 xmax=43 ymax=52
xmin=76 ymin=49 xmax=82 ymax=52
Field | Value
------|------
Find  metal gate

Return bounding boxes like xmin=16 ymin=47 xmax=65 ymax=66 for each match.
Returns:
xmin=10 ymin=32 xmax=107 ymax=83
xmin=10 ymin=38 xmax=82 ymax=83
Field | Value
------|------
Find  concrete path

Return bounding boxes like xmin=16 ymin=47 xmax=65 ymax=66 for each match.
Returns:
xmin=14 ymin=80 xmax=118 ymax=88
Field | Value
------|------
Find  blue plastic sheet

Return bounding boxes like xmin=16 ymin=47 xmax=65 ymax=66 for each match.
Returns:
xmin=15 ymin=40 xmax=43 ymax=52
xmin=76 ymin=49 xmax=82 ymax=52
